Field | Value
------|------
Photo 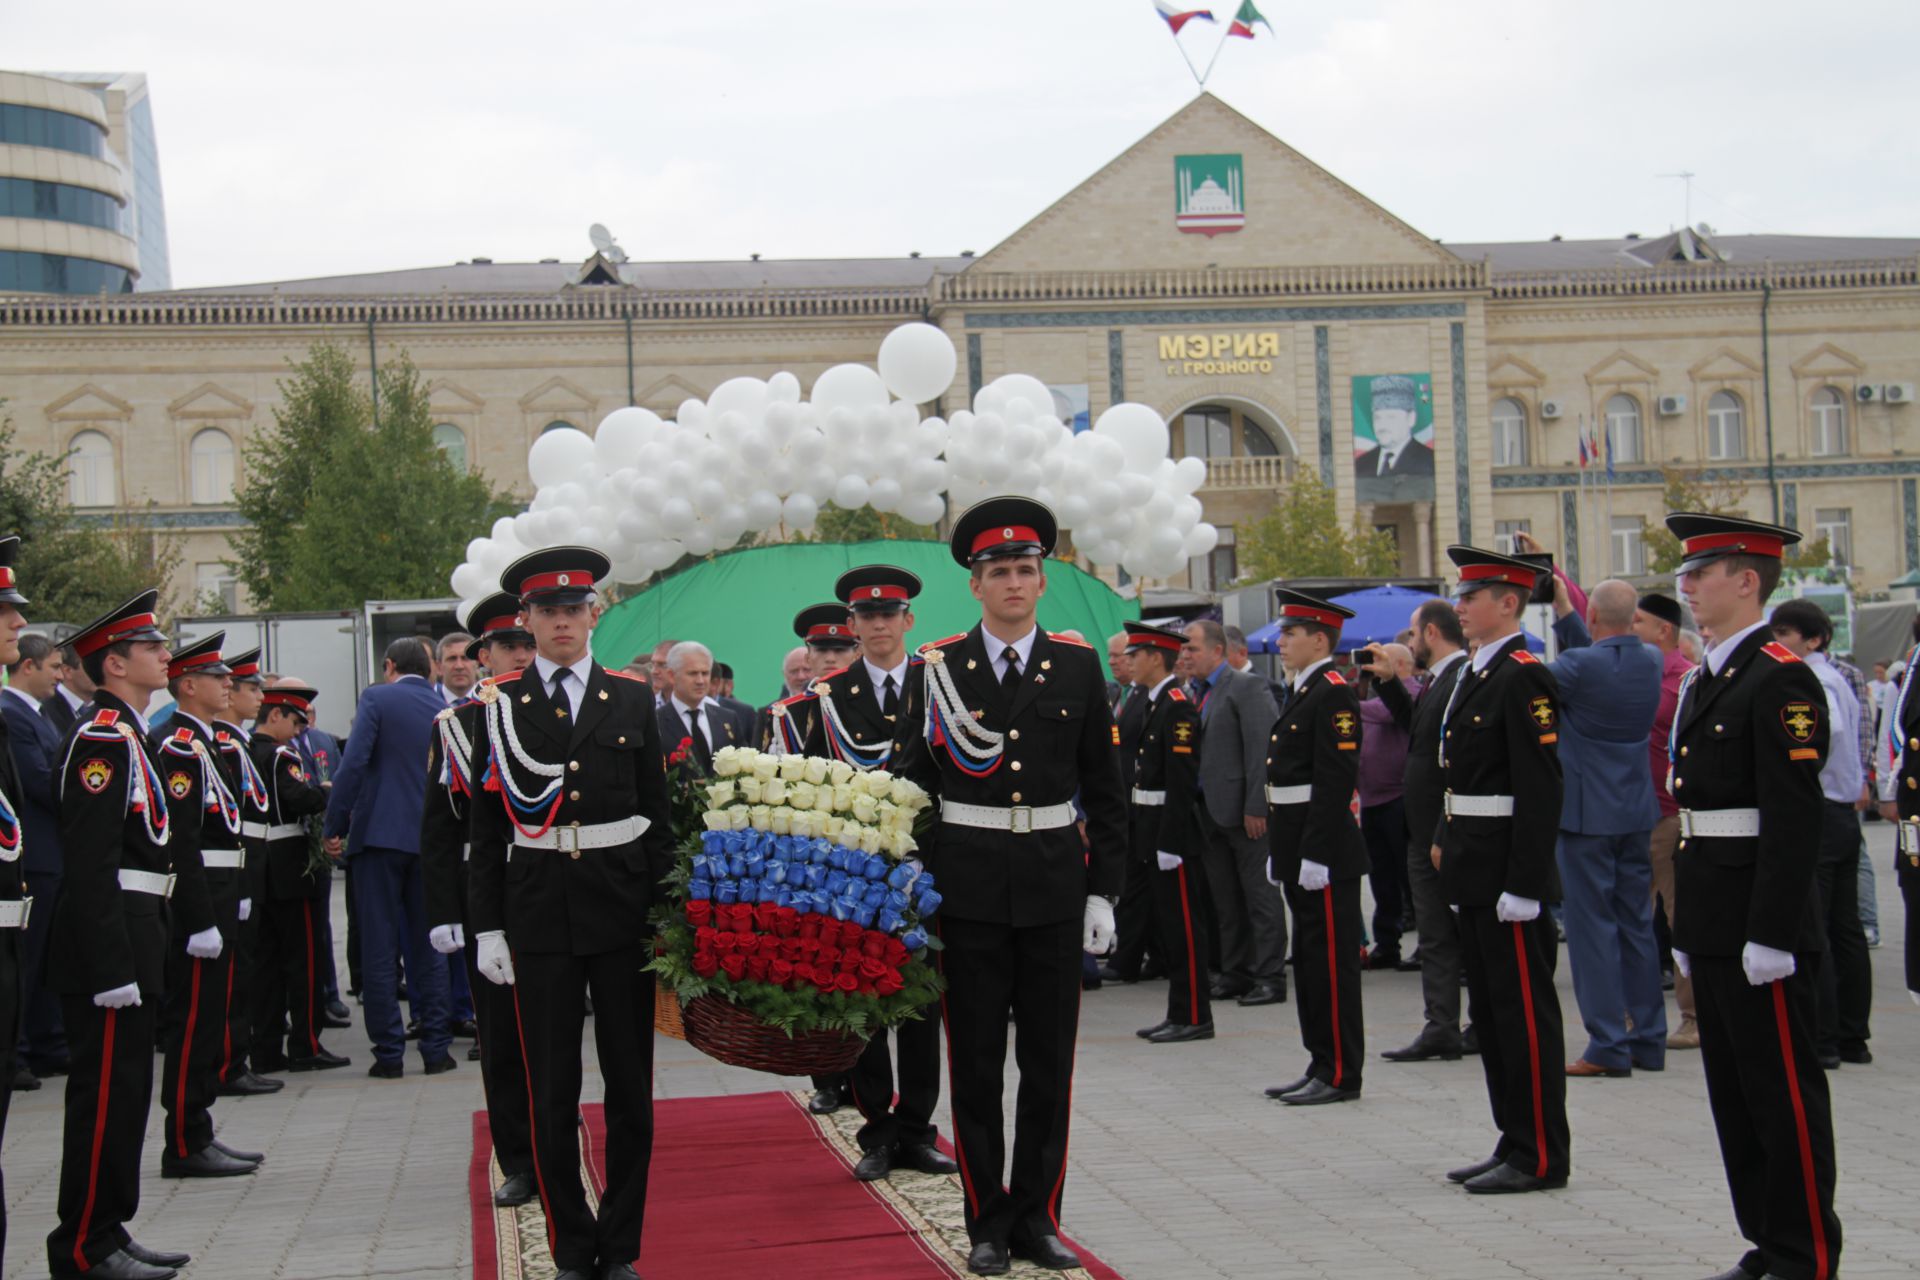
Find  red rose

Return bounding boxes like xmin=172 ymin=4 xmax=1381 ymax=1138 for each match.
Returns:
xmin=798 ymin=916 xmax=821 ymax=940
xmin=855 ymin=976 xmax=876 ymax=994
xmin=719 ymin=954 xmax=748 ymax=982
xmin=780 ymin=938 xmax=803 ymax=961
xmin=798 ymin=938 xmax=821 ymax=960
xmin=811 ymin=969 xmax=838 ymax=993
xmin=875 ymin=969 xmax=904 ymax=996
xmin=835 ymin=972 xmax=860 ymax=993
xmin=746 ymin=956 xmax=770 ymax=982
xmin=775 ymin=906 xmax=800 ymax=935
xmin=713 ymin=930 xmax=737 ymax=954
xmin=770 ymin=959 xmax=795 ymax=986
xmin=691 ymin=952 xmax=719 ymax=978
xmin=694 ymin=926 xmax=718 ymax=951
xmin=685 ymin=900 xmax=713 ymax=926
xmin=858 ymin=957 xmax=889 ymax=982
xmin=669 ymin=735 xmax=693 ymax=766
xmin=756 ymin=936 xmax=780 ymax=958
xmin=884 ymin=939 xmax=909 ymax=967
xmin=793 ymin=963 xmax=816 ymax=984
xmin=817 ymin=944 xmax=841 ymax=966
xmin=752 ymin=902 xmax=779 ymax=931
xmin=861 ymin=933 xmax=887 ymax=958
xmin=838 ymin=952 xmax=862 ymax=974
xmin=731 ymin=902 xmax=755 ymax=926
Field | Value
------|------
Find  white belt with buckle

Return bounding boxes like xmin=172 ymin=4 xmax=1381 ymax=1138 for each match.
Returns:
xmin=1266 ymin=784 xmax=1312 ymax=806
xmin=200 ymin=848 xmax=246 ymax=870
xmin=1900 ymin=822 xmax=1920 ymax=856
xmin=1131 ymin=788 xmax=1167 ymax=807
xmin=1444 ymin=792 xmax=1516 ymax=818
xmin=119 ymin=868 xmax=176 ymax=898
xmin=241 ymin=821 xmax=304 ymax=842
xmin=0 ymin=897 xmax=31 ymax=929
xmin=513 ymin=815 xmax=651 ymax=852
xmin=1678 ymin=808 xmax=1761 ymax=839
xmin=940 ymin=799 xmax=1075 ymax=835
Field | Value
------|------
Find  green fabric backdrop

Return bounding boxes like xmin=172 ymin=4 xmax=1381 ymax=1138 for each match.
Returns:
xmin=592 ymin=539 xmax=1132 ymax=707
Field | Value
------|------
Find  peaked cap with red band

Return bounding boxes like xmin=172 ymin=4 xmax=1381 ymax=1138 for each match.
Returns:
xmin=261 ymin=684 xmax=318 ymax=720
xmin=167 ymin=631 xmax=232 ymax=679
xmin=950 ymin=496 xmax=1058 ymax=567
xmin=1447 ymin=544 xmax=1549 ymax=597
xmin=794 ymin=602 xmax=857 ymax=647
xmin=836 ymin=564 xmax=922 ymax=613
xmin=0 ymin=534 xmax=26 ymax=605
xmin=1123 ymin=619 xmax=1187 ymax=656
xmin=500 ymin=546 xmax=610 ymax=605
xmin=459 ymin=590 xmax=534 ymax=659
xmin=225 ymin=646 xmax=264 ymax=683
xmin=1274 ymin=587 xmax=1357 ymax=629
xmin=1663 ymin=512 xmax=1802 ymax=575
xmin=69 ymin=589 xmax=167 ymax=660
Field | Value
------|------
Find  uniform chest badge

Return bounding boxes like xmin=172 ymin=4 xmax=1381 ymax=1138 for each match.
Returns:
xmin=1781 ymin=703 xmax=1818 ymax=742
xmin=1172 ymin=721 xmax=1194 ymax=744
xmin=289 ymin=765 xmax=308 ymax=782
xmin=1332 ymin=711 xmax=1356 ymax=738
xmin=167 ymin=770 xmax=194 ymax=799
xmin=1529 ymin=697 xmax=1555 ymax=730
xmin=80 ymin=758 xmax=114 ymax=794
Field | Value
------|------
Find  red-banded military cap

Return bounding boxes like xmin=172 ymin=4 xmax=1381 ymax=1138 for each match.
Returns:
xmin=167 ymin=631 xmax=232 ymax=680
xmin=1664 ymin=512 xmax=1802 ymax=575
xmin=1123 ymin=619 xmax=1187 ymax=656
xmin=949 ymin=496 xmax=1058 ymax=567
xmin=261 ymin=684 xmax=318 ymax=721
xmin=794 ymin=603 xmax=857 ymax=648
xmin=70 ymin=589 xmax=167 ymax=659
xmin=459 ymin=591 xmax=533 ymax=659
xmin=837 ymin=564 xmax=922 ymax=613
xmin=1447 ymin=545 xmax=1549 ymax=597
xmin=1274 ymin=588 xmax=1357 ymax=629
xmin=0 ymin=534 xmax=26 ymax=606
xmin=225 ymin=646 xmax=263 ymax=684
xmin=500 ymin=546 xmax=610 ymax=605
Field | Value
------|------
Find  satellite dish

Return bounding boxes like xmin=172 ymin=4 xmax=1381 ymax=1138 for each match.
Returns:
xmin=589 ymin=224 xmax=613 ymax=252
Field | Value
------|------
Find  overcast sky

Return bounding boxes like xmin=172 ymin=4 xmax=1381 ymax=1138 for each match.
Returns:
xmin=11 ymin=0 xmax=1916 ymax=289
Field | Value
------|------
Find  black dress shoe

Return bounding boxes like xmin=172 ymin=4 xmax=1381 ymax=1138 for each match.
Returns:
xmin=1394 ymin=955 xmax=1423 ymax=972
xmin=1263 ymin=1075 xmax=1313 ymax=1099
xmin=468 ymin=1043 xmax=482 ymax=1060
xmin=323 ymin=999 xmax=353 ymax=1027
xmin=553 ymin=1270 xmax=593 ymax=1280
xmin=219 ymin=1070 xmax=285 ymax=1095
xmin=1146 ymin=1021 xmax=1215 ymax=1044
xmin=853 ymin=1145 xmax=894 ymax=1181
xmin=124 ymin=1240 xmax=192 ymax=1268
xmin=807 ymin=1086 xmax=844 ymax=1115
xmin=896 ymin=1142 xmax=959 ymax=1175
xmin=161 ymin=1145 xmax=259 ymax=1178
xmin=1817 ymin=1051 xmax=1841 ymax=1070
xmin=598 ymin=1262 xmax=641 ymax=1280
xmin=966 ymin=1241 xmax=1011 ymax=1276
xmin=454 ymin=1018 xmax=480 ymax=1038
xmin=493 ymin=1170 xmax=538 ymax=1207
xmin=423 ymin=1054 xmax=458 ymax=1075
xmin=1281 ymin=1078 xmax=1359 ymax=1106
xmin=53 ymin=1248 xmax=176 ymax=1279
xmin=1464 ymin=1162 xmax=1566 ymax=1194
xmin=1080 ymin=975 xmax=1102 ymax=991
xmin=1382 ymin=1030 xmax=1463 ymax=1062
xmin=1839 ymin=1044 xmax=1873 ymax=1065
xmin=1461 ymin=1023 xmax=1480 ymax=1055
xmin=289 ymin=1047 xmax=352 ymax=1071
xmin=1010 ymin=1230 xmax=1081 ymax=1270
xmin=1135 ymin=1019 xmax=1171 ymax=1039
xmin=1095 ymin=964 xmax=1137 ymax=983
xmin=368 ymin=1059 xmax=403 ymax=1079
xmin=1446 ymin=1154 xmax=1503 ymax=1184
xmin=405 ymin=1018 xmax=423 ymax=1040
xmin=1209 ymin=977 xmax=1251 ymax=1000
xmin=212 ymin=1137 xmax=264 ymax=1163
xmin=1361 ymin=947 xmax=1402 ymax=971
xmin=11 ymin=1064 xmax=40 ymax=1090
xmin=1237 ymin=983 xmax=1286 ymax=1006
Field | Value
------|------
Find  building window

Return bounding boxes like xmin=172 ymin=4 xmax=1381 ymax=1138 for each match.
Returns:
xmin=67 ymin=429 xmax=116 ymax=507
xmin=194 ymin=562 xmax=238 ymax=613
xmin=188 ymin=428 xmax=236 ymax=504
xmin=1813 ymin=507 xmax=1852 ymax=568
xmin=1189 ymin=527 xmax=1237 ymax=591
xmin=433 ymin=422 xmax=469 ymax=472
xmin=1707 ymin=391 xmax=1746 ymax=460
xmin=1604 ymin=394 xmax=1643 ymax=465
xmin=541 ymin=420 xmax=578 ymax=435
xmin=1809 ymin=387 xmax=1848 ymax=457
xmin=1490 ymin=398 xmax=1528 ymax=468
xmin=1180 ymin=404 xmax=1290 ymax=459
xmin=1494 ymin=519 xmax=1532 ymax=556
xmin=1611 ymin=516 xmax=1647 ymax=576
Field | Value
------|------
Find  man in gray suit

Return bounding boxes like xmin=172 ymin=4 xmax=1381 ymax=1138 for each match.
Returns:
xmin=1184 ymin=620 xmax=1286 ymax=1004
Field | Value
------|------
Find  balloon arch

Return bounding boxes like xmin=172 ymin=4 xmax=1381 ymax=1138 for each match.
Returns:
xmin=448 ymin=323 xmax=1222 ymax=614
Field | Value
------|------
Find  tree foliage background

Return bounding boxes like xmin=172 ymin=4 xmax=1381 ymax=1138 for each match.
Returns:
xmin=1642 ymin=467 xmax=1829 ymax=575
xmin=232 ymin=344 xmax=509 ymax=610
xmin=1235 ymin=473 xmax=1401 ymax=582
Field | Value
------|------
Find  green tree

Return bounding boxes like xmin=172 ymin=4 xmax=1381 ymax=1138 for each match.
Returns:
xmin=799 ymin=503 xmax=936 ymax=544
xmin=1641 ymin=466 xmax=1831 ymax=576
xmin=1235 ymin=473 xmax=1400 ymax=582
xmin=232 ymin=344 xmax=509 ymax=610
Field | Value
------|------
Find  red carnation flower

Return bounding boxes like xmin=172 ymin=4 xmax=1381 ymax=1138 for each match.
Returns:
xmin=668 ymin=735 xmax=693 ymax=766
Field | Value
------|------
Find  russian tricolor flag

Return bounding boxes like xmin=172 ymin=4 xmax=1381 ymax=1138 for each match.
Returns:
xmin=1154 ymin=0 xmax=1216 ymax=35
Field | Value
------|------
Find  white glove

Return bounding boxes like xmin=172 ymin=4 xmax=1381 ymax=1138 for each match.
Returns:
xmin=1910 ymin=989 xmax=1919 ymax=1007
xmin=1297 ymin=860 xmax=1330 ymax=892
xmin=238 ymin=898 xmax=251 ymax=922
xmin=1082 ymin=896 xmax=1117 ymax=955
xmin=476 ymin=930 xmax=515 ymax=985
xmin=1741 ymin=941 xmax=1796 ymax=986
xmin=186 ymin=926 xmax=225 ymax=960
xmin=1155 ymin=851 xmax=1182 ymax=872
xmin=1672 ymin=949 xmax=1691 ymax=979
xmin=1495 ymin=893 xmax=1541 ymax=923
xmin=93 ymin=983 xmax=141 ymax=1009
xmin=429 ymin=923 xmax=466 ymax=955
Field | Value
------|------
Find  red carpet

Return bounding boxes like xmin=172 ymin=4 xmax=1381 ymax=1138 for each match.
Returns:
xmin=470 ymin=1091 xmax=1125 ymax=1279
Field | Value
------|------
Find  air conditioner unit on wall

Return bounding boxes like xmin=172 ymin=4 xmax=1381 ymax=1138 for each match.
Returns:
xmin=1539 ymin=399 xmax=1564 ymax=420
xmin=1658 ymin=394 xmax=1687 ymax=416
xmin=1857 ymin=384 xmax=1883 ymax=403
xmin=1886 ymin=383 xmax=1916 ymax=405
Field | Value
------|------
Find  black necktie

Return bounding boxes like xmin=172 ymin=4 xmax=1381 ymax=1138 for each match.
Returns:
xmin=1001 ymin=650 xmax=1022 ymax=694
xmin=551 ymin=668 xmax=572 ymax=714
xmin=882 ymin=673 xmax=898 ymax=717
xmin=685 ymin=706 xmax=711 ymax=764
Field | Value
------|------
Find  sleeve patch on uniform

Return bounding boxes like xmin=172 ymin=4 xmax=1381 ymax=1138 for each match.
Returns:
xmin=1788 ymin=747 xmax=1819 ymax=761
xmin=1111 ymin=725 xmax=1121 ymax=745
xmin=168 ymin=770 xmax=194 ymax=799
xmin=1529 ymin=696 xmax=1555 ymax=731
xmin=80 ymin=758 xmax=114 ymax=793
xmin=1171 ymin=745 xmax=1193 ymax=754
xmin=1172 ymin=721 xmax=1194 ymax=744
xmin=1332 ymin=710 xmax=1357 ymax=738
xmin=1539 ymin=733 xmax=1558 ymax=745
xmin=1335 ymin=741 xmax=1358 ymax=750
xmin=1781 ymin=702 xmax=1819 ymax=743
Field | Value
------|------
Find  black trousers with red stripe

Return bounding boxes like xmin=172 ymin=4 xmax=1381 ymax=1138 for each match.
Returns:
xmin=463 ymin=935 xmax=532 ymax=1176
xmin=0 ymin=934 xmax=18 ymax=1266
xmin=159 ymin=944 xmax=235 ymax=1160
xmin=220 ymin=903 xmax=261 ymax=1082
xmin=1284 ymin=878 xmax=1364 ymax=1091
xmin=1150 ymin=855 xmax=1212 ymax=1026
xmin=1457 ymin=907 xmax=1569 ymax=1180
xmin=1694 ymin=955 xmax=1841 ymax=1280
xmin=848 ymin=1014 xmax=941 ymax=1154
xmin=49 ymin=996 xmax=157 ymax=1274
xmin=253 ymin=896 xmax=329 ymax=1063
xmin=937 ymin=915 xmax=1082 ymax=1247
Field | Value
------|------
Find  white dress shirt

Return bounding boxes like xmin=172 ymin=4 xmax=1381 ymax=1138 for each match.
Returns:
xmin=671 ymin=694 xmax=711 ymax=745
xmin=1470 ymin=630 xmax=1525 ymax=673
xmin=986 ymin=627 xmax=1038 ymax=682
xmin=1704 ymin=618 xmax=1771 ymax=676
xmin=1 ymin=685 xmax=42 ymax=718
xmin=533 ymin=653 xmax=593 ymax=718
xmin=1292 ymin=656 xmax=1333 ymax=692
xmin=1145 ymin=672 xmax=1178 ymax=703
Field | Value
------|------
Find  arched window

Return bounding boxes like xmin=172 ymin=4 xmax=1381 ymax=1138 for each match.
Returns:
xmin=1809 ymin=387 xmax=1847 ymax=457
xmin=67 ymin=429 xmax=115 ymax=507
xmin=541 ymin=420 xmax=577 ymax=435
xmin=1604 ymin=394 xmax=1642 ymax=465
xmin=1707 ymin=391 xmax=1746 ymax=460
xmin=1177 ymin=403 xmax=1294 ymax=458
xmin=432 ymin=422 xmax=469 ymax=472
xmin=189 ymin=428 xmax=236 ymax=504
xmin=1490 ymin=397 xmax=1528 ymax=467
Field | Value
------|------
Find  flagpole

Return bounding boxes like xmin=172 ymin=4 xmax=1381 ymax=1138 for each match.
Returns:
xmin=1172 ymin=34 xmax=1205 ymax=88
xmin=1199 ymin=25 xmax=1234 ymax=85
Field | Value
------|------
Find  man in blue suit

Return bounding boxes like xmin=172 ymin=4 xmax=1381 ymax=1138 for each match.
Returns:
xmin=322 ymin=637 xmax=455 ymax=1077
xmin=1545 ymin=573 xmax=1667 ymax=1076
xmin=3 ymin=633 xmax=69 ymax=1079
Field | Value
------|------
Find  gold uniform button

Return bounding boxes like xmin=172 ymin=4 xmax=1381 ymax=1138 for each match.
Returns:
xmin=1009 ymin=729 xmax=1021 ymax=741
xmin=1674 ymin=778 xmax=1684 ymax=788
xmin=1909 ymin=776 xmax=1917 ymax=792
xmin=1473 ymin=715 xmax=1482 ymax=724
xmin=1909 ymin=738 xmax=1918 ymax=751
xmin=569 ymin=790 xmax=581 ymax=801
xmin=570 ymin=850 xmax=582 ymax=860
xmin=618 ymin=736 xmax=626 ymax=744
xmin=569 ymin=761 xmax=580 ymax=772
xmin=1680 ymin=747 xmax=1689 ymax=758
xmin=1714 ymin=724 xmax=1725 ymax=733
xmin=1011 ymin=791 xmax=1023 ymax=803
xmin=1011 ymin=760 xmax=1023 ymax=772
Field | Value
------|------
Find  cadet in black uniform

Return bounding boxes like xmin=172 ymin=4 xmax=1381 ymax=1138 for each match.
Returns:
xmin=469 ymin=547 xmax=674 ymax=1280
xmin=1883 ymin=622 xmax=1920 ymax=1007
xmin=47 ymin=591 xmax=193 ymax=1280
xmin=1120 ymin=621 xmax=1212 ymax=1045
xmin=1432 ymin=546 xmax=1570 ymax=1194
xmin=246 ymin=683 xmax=347 ymax=1074
xmin=1262 ymin=590 xmax=1367 ymax=1105
xmin=1665 ymin=514 xmax=1840 ymax=1280
xmin=0 ymin=537 xmax=35 ymax=1267
xmin=1104 ymin=647 xmax=1159 ymax=985
xmin=211 ymin=647 xmax=282 ymax=1098
xmin=799 ymin=565 xmax=958 ymax=1184
xmin=150 ymin=635 xmax=260 ymax=1181
xmin=895 ymin=498 xmax=1126 ymax=1277
xmin=422 ymin=593 xmax=536 ymax=1209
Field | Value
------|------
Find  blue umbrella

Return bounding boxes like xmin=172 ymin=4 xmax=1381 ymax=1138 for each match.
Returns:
xmin=1247 ymin=584 xmax=1549 ymax=655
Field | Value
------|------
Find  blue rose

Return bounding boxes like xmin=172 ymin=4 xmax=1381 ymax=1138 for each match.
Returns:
xmin=914 ymin=888 xmax=942 ymax=917
xmin=901 ymin=926 xmax=929 ymax=953
xmin=825 ymin=869 xmax=849 ymax=895
xmin=886 ymin=863 xmax=917 ymax=891
xmin=715 ymin=880 xmax=739 ymax=904
xmin=688 ymin=878 xmax=713 ymax=901
xmin=853 ymin=902 xmax=878 ymax=928
xmin=863 ymin=882 xmax=888 ymax=908
xmin=877 ymin=906 xmax=903 ymax=933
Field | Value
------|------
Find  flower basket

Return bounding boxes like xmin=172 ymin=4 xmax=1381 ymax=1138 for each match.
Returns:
xmin=680 ymin=993 xmax=864 ymax=1076
xmin=652 ymin=982 xmax=686 ymax=1041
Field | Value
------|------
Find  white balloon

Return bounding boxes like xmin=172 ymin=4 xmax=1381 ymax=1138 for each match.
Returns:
xmin=1117 ymin=474 xmax=1154 ymax=507
xmin=658 ymin=497 xmax=695 ymax=537
xmin=803 ymin=465 xmax=838 ymax=502
xmin=1142 ymin=492 xmax=1176 ymax=525
xmin=877 ymin=323 xmax=958 ymax=404
xmin=465 ymin=537 xmax=492 ymax=565
xmin=744 ymin=489 xmax=783 ymax=529
xmin=768 ymin=371 xmax=802 ymax=403
xmin=811 ymin=364 xmax=889 ymax=416
xmin=1172 ymin=495 xmax=1204 ymax=526
xmin=985 ymin=375 xmax=1052 ymax=421
xmin=788 ymin=426 xmax=828 ymax=468
xmin=1086 ymin=434 xmax=1127 ymax=479
xmin=868 ymin=477 xmax=903 ymax=512
xmin=546 ymin=507 xmax=581 ymax=541
xmin=684 ymin=527 xmax=716 ymax=557
xmin=593 ymin=407 xmax=663 ymax=471
xmin=708 ymin=377 xmax=770 ymax=425
xmin=491 ymin=516 xmax=517 ymax=542
xmin=1092 ymin=403 xmax=1171 ymax=474
xmin=900 ymin=492 xmax=946 ymax=525
xmin=630 ymin=475 xmax=665 ymax=510
xmin=530 ymin=487 xmax=558 ymax=513
xmin=1183 ymin=523 xmax=1221 ymax=558
xmin=450 ymin=563 xmax=488 ymax=598
xmin=528 ymin=427 xmax=598 ymax=488
xmin=677 ymin=399 xmax=709 ymax=431
xmin=1057 ymin=495 xmax=1091 ymax=527
xmin=512 ymin=512 xmax=539 ymax=543
xmin=833 ymin=475 xmax=871 ymax=510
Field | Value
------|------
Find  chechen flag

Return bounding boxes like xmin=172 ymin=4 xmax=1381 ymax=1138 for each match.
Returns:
xmin=1153 ymin=0 xmax=1216 ymax=35
xmin=1228 ymin=0 xmax=1273 ymax=37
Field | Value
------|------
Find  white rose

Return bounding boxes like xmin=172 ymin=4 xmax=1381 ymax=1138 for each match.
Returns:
xmin=804 ymin=756 xmax=830 ymax=785
xmin=762 ymin=777 xmax=787 ymax=805
xmin=886 ymin=808 xmax=915 ymax=834
xmin=779 ymin=754 xmax=806 ymax=781
xmin=739 ymin=777 xmax=764 ymax=804
xmin=822 ymin=816 xmax=846 ymax=841
xmin=857 ymin=827 xmax=882 ymax=854
xmin=888 ymin=777 xmax=919 ymax=807
xmin=748 ymin=805 xmax=772 ymax=831
xmin=866 ymin=770 xmax=897 ymax=798
xmin=705 ymin=780 xmax=735 ymax=807
xmin=712 ymin=748 xmax=743 ymax=778
xmin=832 ymin=784 xmax=855 ymax=813
xmin=729 ymin=807 xmax=751 ymax=830
xmin=827 ymin=760 xmax=855 ymax=787
xmin=753 ymin=755 xmax=779 ymax=782
xmin=851 ymin=795 xmax=879 ymax=825
xmin=770 ymin=808 xmax=792 ymax=835
xmin=702 ymin=811 xmax=729 ymax=831
xmin=885 ymin=828 xmax=916 ymax=858
xmin=789 ymin=781 xmax=817 ymax=812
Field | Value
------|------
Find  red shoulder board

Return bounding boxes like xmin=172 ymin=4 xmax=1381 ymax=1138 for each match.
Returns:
xmin=1509 ymin=650 xmax=1541 ymax=665
xmin=90 ymin=709 xmax=120 ymax=727
xmin=1167 ymin=687 xmax=1188 ymax=702
xmin=215 ymin=730 xmax=233 ymax=744
xmin=821 ymin=665 xmax=853 ymax=682
xmin=1324 ymin=669 xmax=1347 ymax=686
xmin=606 ymin=668 xmax=645 ymax=682
xmin=1761 ymin=642 xmax=1802 ymax=665
xmin=777 ymin=690 xmax=817 ymax=708
xmin=920 ymin=634 xmax=966 ymax=653
xmin=487 ymin=669 xmax=525 ymax=684
xmin=172 ymin=727 xmax=195 ymax=742
xmin=1048 ymin=632 xmax=1092 ymax=649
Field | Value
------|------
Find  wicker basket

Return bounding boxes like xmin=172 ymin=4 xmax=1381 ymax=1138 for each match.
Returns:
xmin=653 ymin=982 xmax=686 ymax=1041
xmin=679 ymin=993 xmax=866 ymax=1076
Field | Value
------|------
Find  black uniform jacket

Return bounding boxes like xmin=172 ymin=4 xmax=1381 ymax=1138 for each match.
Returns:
xmin=215 ymin=721 xmax=270 ymax=904
xmin=1669 ymin=630 xmax=1827 ymax=957
xmin=1434 ymin=635 xmax=1564 ymax=908
xmin=0 ymin=700 xmax=28 ymax=910
xmin=49 ymin=692 xmax=176 ymax=997
xmin=800 ymin=656 xmax=925 ymax=768
xmin=1888 ymin=649 xmax=1920 ymax=885
xmin=1115 ymin=688 xmax=1151 ymax=797
xmin=467 ymin=665 xmax=674 ymax=956
xmin=149 ymin=715 xmax=228 ymax=935
xmin=247 ymin=733 xmax=330 ymax=901
xmin=767 ymin=688 xmax=821 ymax=756
xmin=1127 ymin=684 xmax=1203 ymax=864
xmin=896 ymin=627 xmax=1125 ymax=927
xmin=422 ymin=696 xmax=482 ymax=928
xmin=1266 ymin=663 xmax=1368 ymax=884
